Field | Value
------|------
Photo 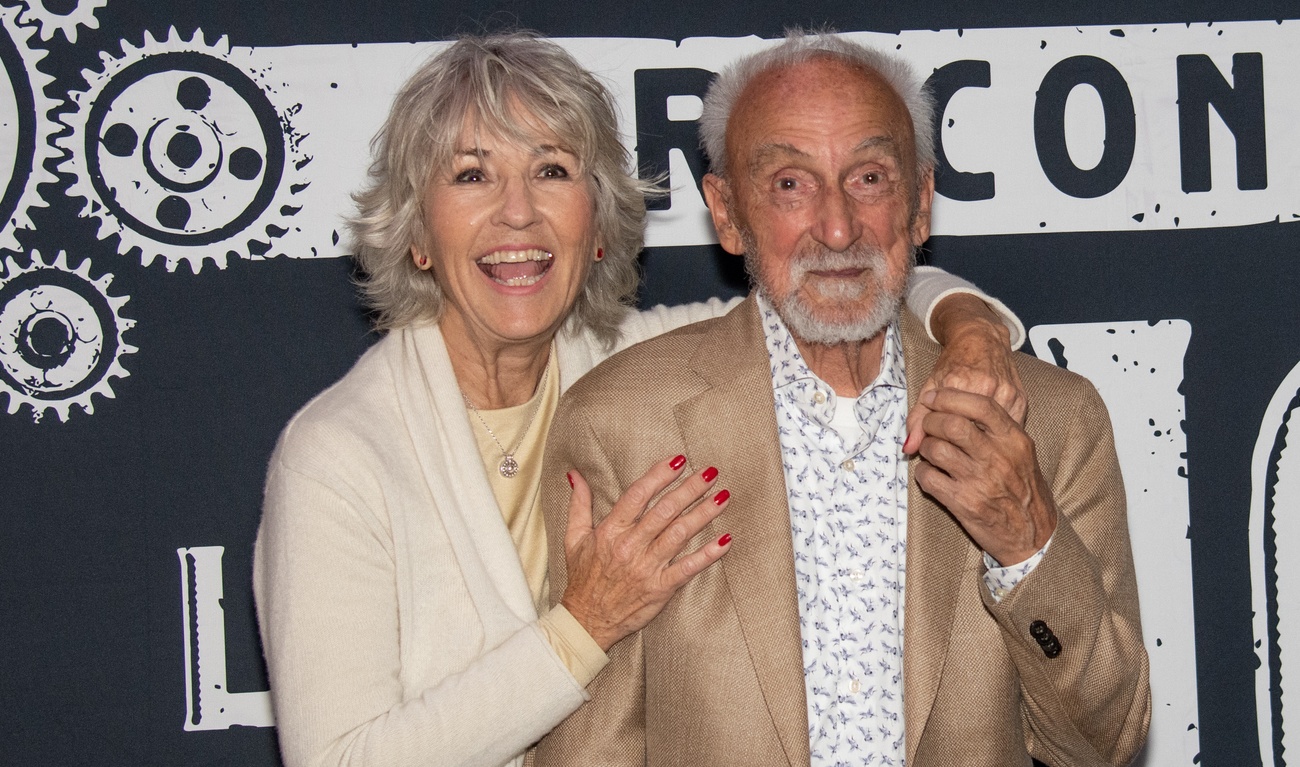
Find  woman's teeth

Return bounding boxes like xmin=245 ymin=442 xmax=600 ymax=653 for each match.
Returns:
xmin=476 ymin=249 xmax=553 ymax=264
xmin=498 ymin=273 xmax=544 ymax=286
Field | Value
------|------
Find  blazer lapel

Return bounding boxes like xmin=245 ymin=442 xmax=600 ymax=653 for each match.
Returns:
xmin=674 ymin=297 xmax=810 ymax=767
xmin=900 ymin=312 xmax=971 ymax=764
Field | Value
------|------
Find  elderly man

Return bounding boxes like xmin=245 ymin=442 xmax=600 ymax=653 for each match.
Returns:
xmin=535 ymin=32 xmax=1150 ymax=767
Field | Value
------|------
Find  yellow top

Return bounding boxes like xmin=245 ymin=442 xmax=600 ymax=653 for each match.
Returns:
xmin=466 ymin=346 xmax=607 ymax=684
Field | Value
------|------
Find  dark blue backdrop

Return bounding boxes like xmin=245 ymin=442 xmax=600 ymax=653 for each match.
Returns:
xmin=2 ymin=1 xmax=1297 ymax=765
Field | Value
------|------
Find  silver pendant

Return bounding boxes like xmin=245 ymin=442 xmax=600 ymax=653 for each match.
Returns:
xmin=499 ymin=455 xmax=519 ymax=478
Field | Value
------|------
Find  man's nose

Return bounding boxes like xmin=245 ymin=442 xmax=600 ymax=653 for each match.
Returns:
xmin=811 ymin=187 xmax=862 ymax=252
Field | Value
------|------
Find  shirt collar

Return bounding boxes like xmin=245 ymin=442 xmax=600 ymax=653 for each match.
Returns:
xmin=757 ymin=292 xmax=906 ymax=402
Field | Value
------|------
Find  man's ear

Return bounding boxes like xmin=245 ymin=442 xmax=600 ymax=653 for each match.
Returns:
xmin=702 ymin=173 xmax=746 ymax=255
xmin=910 ymin=168 xmax=935 ymax=246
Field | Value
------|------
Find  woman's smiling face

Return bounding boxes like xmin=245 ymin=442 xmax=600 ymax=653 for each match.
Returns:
xmin=415 ymin=114 xmax=599 ymax=350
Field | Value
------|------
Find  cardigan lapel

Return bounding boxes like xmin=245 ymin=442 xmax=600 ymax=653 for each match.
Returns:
xmin=390 ymin=324 xmax=539 ymax=630
xmin=899 ymin=312 xmax=970 ymax=764
xmin=674 ymin=297 xmax=811 ymax=767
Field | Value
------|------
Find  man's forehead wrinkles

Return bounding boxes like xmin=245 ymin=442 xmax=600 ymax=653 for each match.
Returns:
xmin=745 ymin=135 xmax=899 ymax=173
xmin=855 ymin=136 xmax=898 ymax=154
xmin=752 ymin=142 xmax=809 ymax=164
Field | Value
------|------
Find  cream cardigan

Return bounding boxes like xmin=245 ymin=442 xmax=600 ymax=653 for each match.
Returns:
xmin=252 ymin=272 xmax=1018 ymax=767
xmin=253 ymin=301 xmax=738 ymax=767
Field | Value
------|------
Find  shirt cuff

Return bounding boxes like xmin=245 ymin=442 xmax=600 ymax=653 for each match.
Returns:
xmin=537 ymin=604 xmax=610 ymax=687
xmin=982 ymin=534 xmax=1054 ymax=603
xmin=910 ymin=265 xmax=1026 ymax=350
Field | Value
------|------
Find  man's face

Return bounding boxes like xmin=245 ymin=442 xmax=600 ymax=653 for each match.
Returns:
xmin=703 ymin=55 xmax=935 ymax=345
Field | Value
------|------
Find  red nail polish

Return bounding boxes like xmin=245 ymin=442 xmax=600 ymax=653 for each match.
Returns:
xmin=669 ymin=454 xmax=687 ymax=470
xmin=566 ymin=472 xmax=574 ymax=489
xmin=701 ymin=466 xmax=718 ymax=483
xmin=717 ymin=533 xmax=732 ymax=546
xmin=713 ymin=489 xmax=730 ymax=506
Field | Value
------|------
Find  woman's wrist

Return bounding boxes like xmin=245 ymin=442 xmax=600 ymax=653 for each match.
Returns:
xmin=930 ymin=292 xmax=1012 ymax=348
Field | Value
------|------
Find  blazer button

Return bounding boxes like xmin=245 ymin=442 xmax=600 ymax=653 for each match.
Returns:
xmin=1029 ymin=620 xmax=1062 ymax=658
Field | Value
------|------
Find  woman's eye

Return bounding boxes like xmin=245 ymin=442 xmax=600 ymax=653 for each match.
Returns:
xmin=454 ymin=168 xmax=485 ymax=183
xmin=863 ymin=171 xmax=882 ymax=185
xmin=538 ymin=164 xmax=570 ymax=179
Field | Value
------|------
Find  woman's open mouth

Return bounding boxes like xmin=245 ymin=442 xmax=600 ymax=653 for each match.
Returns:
xmin=476 ymin=249 xmax=554 ymax=287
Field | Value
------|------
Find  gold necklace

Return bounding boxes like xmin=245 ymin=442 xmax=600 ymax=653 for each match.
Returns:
xmin=461 ymin=363 xmax=550 ymax=479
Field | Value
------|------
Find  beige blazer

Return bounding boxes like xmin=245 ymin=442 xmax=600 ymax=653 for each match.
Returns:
xmin=535 ymin=296 xmax=1150 ymax=767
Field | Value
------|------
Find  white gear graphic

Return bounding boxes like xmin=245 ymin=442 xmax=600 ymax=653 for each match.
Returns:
xmin=0 ymin=250 xmax=135 ymax=422
xmin=58 ymin=27 xmax=308 ymax=272
xmin=16 ymin=0 xmax=107 ymax=44
xmin=0 ymin=4 xmax=58 ymax=251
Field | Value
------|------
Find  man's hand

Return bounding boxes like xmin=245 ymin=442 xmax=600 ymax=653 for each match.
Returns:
xmin=912 ymin=388 xmax=1056 ymax=566
xmin=905 ymin=293 xmax=1025 ymax=454
xmin=561 ymin=456 xmax=732 ymax=651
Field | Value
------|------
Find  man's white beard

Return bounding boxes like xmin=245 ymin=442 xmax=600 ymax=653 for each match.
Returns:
xmin=742 ymin=230 xmax=911 ymax=345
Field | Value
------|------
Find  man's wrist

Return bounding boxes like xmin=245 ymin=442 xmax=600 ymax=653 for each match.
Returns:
xmin=984 ymin=532 xmax=1055 ymax=603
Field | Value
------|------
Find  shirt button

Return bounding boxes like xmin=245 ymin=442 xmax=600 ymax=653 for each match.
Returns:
xmin=813 ymin=391 xmax=826 ymax=404
xmin=841 ymin=459 xmax=855 ymax=472
xmin=850 ymin=569 xmax=865 ymax=582
xmin=850 ymin=678 xmax=861 ymax=693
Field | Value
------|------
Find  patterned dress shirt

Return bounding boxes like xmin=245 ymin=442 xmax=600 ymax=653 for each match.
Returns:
xmin=758 ymin=296 xmax=1046 ymax=767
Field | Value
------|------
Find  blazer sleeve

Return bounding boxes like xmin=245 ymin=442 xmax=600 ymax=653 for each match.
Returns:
xmin=254 ymin=455 xmax=588 ymax=767
xmin=982 ymin=384 xmax=1152 ymax=766
xmin=532 ymin=404 xmax=648 ymax=766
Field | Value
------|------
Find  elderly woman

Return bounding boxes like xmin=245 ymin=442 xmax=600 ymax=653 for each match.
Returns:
xmin=253 ymin=32 xmax=1025 ymax=767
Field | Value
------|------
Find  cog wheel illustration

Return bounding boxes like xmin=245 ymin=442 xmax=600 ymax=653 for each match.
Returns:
xmin=0 ymin=250 xmax=135 ymax=422
xmin=16 ymin=0 xmax=106 ymax=44
xmin=59 ymin=28 xmax=308 ymax=272
xmin=0 ymin=5 xmax=58 ymax=251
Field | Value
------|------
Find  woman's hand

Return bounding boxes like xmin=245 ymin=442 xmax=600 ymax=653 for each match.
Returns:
xmin=560 ymin=456 xmax=732 ymax=651
xmin=905 ymin=293 xmax=1026 ymax=454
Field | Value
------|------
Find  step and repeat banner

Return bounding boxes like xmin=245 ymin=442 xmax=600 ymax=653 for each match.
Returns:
xmin=1 ymin=1 xmax=1297 ymax=765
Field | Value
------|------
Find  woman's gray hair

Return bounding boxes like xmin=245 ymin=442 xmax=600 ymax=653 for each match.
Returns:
xmin=349 ymin=32 xmax=655 ymax=344
xmin=699 ymin=29 xmax=936 ymax=185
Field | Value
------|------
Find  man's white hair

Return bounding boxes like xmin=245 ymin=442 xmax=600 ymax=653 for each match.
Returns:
xmin=699 ymin=28 xmax=936 ymax=183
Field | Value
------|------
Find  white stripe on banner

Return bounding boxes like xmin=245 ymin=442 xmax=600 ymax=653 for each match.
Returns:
xmin=1251 ymin=360 xmax=1300 ymax=767
xmin=205 ymin=20 xmax=1299 ymax=261
xmin=1030 ymin=320 xmax=1197 ymax=767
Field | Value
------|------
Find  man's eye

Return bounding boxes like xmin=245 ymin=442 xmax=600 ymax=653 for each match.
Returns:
xmin=776 ymin=177 xmax=799 ymax=191
xmin=539 ymin=164 xmax=570 ymax=179
xmin=454 ymin=168 xmax=485 ymax=183
xmin=851 ymin=170 xmax=892 ymax=198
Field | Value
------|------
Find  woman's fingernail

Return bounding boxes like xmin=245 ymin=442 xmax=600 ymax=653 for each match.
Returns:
xmin=712 ymin=489 xmax=730 ymax=506
xmin=717 ymin=533 xmax=732 ymax=546
xmin=669 ymin=454 xmax=687 ymax=470
xmin=701 ymin=466 xmax=718 ymax=483
xmin=566 ymin=472 xmax=574 ymax=489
